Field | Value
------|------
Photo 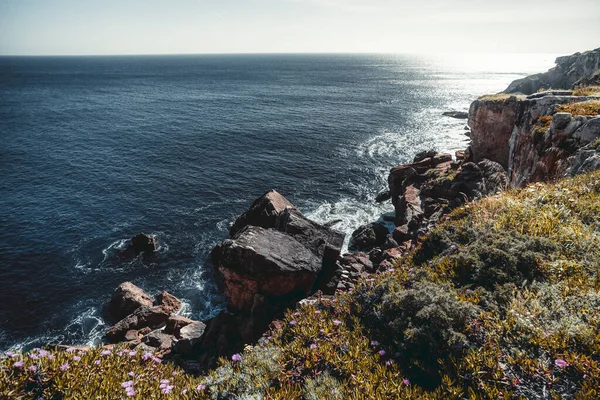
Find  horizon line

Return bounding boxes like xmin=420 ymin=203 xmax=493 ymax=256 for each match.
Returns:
xmin=0 ymin=51 xmax=563 ymax=58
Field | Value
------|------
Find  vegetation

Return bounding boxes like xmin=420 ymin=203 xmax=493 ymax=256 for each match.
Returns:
xmin=3 ymin=170 xmax=600 ymax=399
xmin=558 ymin=100 xmax=600 ymax=116
xmin=477 ymin=93 xmax=520 ymax=102
xmin=572 ymin=86 xmax=600 ymax=96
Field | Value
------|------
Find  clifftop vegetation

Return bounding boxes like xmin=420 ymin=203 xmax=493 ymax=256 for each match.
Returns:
xmin=3 ymin=169 xmax=600 ymax=399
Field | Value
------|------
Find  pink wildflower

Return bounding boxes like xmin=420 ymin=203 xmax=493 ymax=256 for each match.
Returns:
xmin=60 ymin=363 xmax=70 ymax=371
xmin=555 ymin=359 xmax=569 ymax=368
xmin=310 ymin=343 xmax=317 ymax=350
xmin=231 ymin=353 xmax=242 ymax=362
xmin=13 ymin=361 xmax=24 ymax=368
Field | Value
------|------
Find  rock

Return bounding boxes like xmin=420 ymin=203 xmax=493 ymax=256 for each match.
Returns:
xmin=505 ymin=48 xmax=600 ymax=94
xmin=155 ymin=291 xmax=182 ymax=315
xmin=105 ymin=306 xmax=170 ymax=343
xmin=392 ymin=225 xmax=412 ymax=243
xmin=229 ymin=190 xmax=293 ymax=237
xmin=164 ymin=315 xmax=195 ymax=338
xmin=216 ymin=226 xmax=322 ymax=312
xmin=573 ymin=118 xmax=600 ymax=144
xmin=124 ymin=330 xmax=141 ymax=343
xmin=396 ymin=185 xmax=422 ymax=226
xmin=348 ymin=222 xmax=389 ymax=252
xmin=569 ymin=141 xmax=600 ymax=175
xmin=414 ymin=150 xmax=438 ymax=163
xmin=323 ymin=219 xmax=343 ymax=228
xmin=128 ymin=233 xmax=157 ymax=255
xmin=432 ymin=153 xmax=453 ymax=165
xmin=443 ymin=111 xmax=469 ymax=119
xmin=106 ymin=282 xmax=154 ymax=322
xmin=375 ymin=190 xmax=392 ymax=203
xmin=142 ymin=330 xmax=173 ymax=351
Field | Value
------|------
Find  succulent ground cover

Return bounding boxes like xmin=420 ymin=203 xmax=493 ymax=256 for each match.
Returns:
xmin=3 ymin=170 xmax=600 ymax=399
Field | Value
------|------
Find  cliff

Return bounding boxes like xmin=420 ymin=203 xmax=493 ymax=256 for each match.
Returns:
xmin=504 ymin=47 xmax=600 ymax=94
xmin=469 ymin=92 xmax=600 ymax=187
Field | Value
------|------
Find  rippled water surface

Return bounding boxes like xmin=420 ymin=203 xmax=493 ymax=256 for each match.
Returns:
xmin=0 ymin=53 xmax=555 ymax=350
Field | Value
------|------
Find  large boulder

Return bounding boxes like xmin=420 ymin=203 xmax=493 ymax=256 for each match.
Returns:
xmin=164 ymin=315 xmax=195 ymax=338
xmin=349 ymin=223 xmax=389 ymax=252
xmin=105 ymin=282 xmax=153 ymax=322
xmin=217 ymin=226 xmax=322 ymax=312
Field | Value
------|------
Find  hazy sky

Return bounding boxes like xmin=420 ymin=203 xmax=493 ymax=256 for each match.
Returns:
xmin=1 ymin=0 xmax=599 ymax=55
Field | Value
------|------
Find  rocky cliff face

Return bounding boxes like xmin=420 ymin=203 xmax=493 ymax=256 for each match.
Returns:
xmin=469 ymin=93 xmax=600 ymax=187
xmin=504 ymin=48 xmax=600 ymax=94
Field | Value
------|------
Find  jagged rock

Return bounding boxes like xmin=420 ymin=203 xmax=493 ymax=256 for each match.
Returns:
xmin=375 ymin=190 xmax=392 ymax=203
xmin=229 ymin=190 xmax=293 ymax=237
xmin=505 ymin=48 xmax=600 ymax=94
xmin=164 ymin=315 xmax=195 ymax=338
xmin=348 ymin=222 xmax=389 ymax=252
xmin=414 ymin=150 xmax=438 ymax=163
xmin=128 ymin=233 xmax=157 ymax=255
xmin=124 ymin=330 xmax=141 ymax=343
xmin=443 ymin=111 xmax=469 ymax=119
xmin=106 ymin=282 xmax=153 ymax=322
xmin=155 ymin=291 xmax=182 ymax=315
xmin=573 ymin=118 xmax=600 ymax=144
xmin=217 ymin=226 xmax=322 ymax=312
xmin=105 ymin=306 xmax=170 ymax=343
xmin=569 ymin=141 xmax=600 ymax=175
xmin=392 ymin=225 xmax=412 ymax=243
xmin=396 ymin=185 xmax=423 ymax=226
xmin=142 ymin=330 xmax=173 ymax=351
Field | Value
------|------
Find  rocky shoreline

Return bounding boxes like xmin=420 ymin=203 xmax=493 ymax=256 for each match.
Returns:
xmin=97 ymin=48 xmax=600 ymax=374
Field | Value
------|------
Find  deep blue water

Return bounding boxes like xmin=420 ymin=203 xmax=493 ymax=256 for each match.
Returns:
xmin=0 ymin=53 xmax=554 ymax=350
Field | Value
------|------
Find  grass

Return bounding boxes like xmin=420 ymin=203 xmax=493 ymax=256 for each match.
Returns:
xmin=558 ymin=100 xmax=600 ymax=116
xmin=478 ymin=93 xmax=517 ymax=101
xmin=572 ymin=86 xmax=600 ymax=96
xmin=3 ymin=170 xmax=600 ymax=399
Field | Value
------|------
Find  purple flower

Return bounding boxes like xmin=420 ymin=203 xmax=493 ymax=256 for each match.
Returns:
xmin=60 ymin=363 xmax=70 ymax=371
xmin=160 ymin=379 xmax=170 ymax=384
xmin=128 ymin=371 xmax=136 ymax=377
xmin=73 ymin=356 xmax=81 ymax=361
xmin=142 ymin=352 xmax=153 ymax=361
xmin=121 ymin=381 xmax=134 ymax=388
xmin=30 ymin=354 xmax=39 ymax=359
xmin=13 ymin=361 xmax=24 ymax=369
xmin=387 ymin=268 xmax=395 ymax=273
xmin=333 ymin=320 xmax=342 ymax=325
xmin=47 ymin=354 xmax=55 ymax=360
xmin=555 ymin=359 xmax=569 ymax=368
xmin=378 ymin=350 xmax=386 ymax=356
xmin=38 ymin=349 xmax=48 ymax=358
xmin=403 ymin=378 xmax=410 ymax=386
xmin=162 ymin=385 xmax=174 ymax=394
xmin=366 ymin=278 xmax=375 ymax=282
xmin=6 ymin=351 xmax=17 ymax=358
xmin=310 ymin=343 xmax=318 ymax=350
xmin=231 ymin=353 xmax=242 ymax=362
xmin=152 ymin=357 xmax=161 ymax=363
xmin=94 ymin=360 xmax=101 ymax=365
xmin=126 ymin=388 xmax=136 ymax=397
xmin=289 ymin=320 xmax=297 ymax=326
xmin=117 ymin=351 xmax=124 ymax=357
xmin=370 ymin=340 xmax=379 ymax=347
xmin=197 ymin=384 xmax=206 ymax=391
xmin=128 ymin=351 xmax=137 ymax=357
xmin=101 ymin=349 xmax=111 ymax=356
xmin=29 ymin=365 xmax=38 ymax=372
xmin=314 ymin=310 xmax=321 ymax=315
xmin=294 ymin=312 xmax=301 ymax=316
xmin=386 ymin=360 xmax=393 ymax=366
xmin=66 ymin=347 xmax=76 ymax=353
xmin=182 ymin=389 xmax=188 ymax=394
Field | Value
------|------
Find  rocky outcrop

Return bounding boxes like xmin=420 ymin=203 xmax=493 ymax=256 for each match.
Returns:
xmin=569 ymin=139 xmax=600 ymax=175
xmin=105 ymin=305 xmax=171 ymax=343
xmin=213 ymin=190 xmax=344 ymax=312
xmin=469 ymin=93 xmax=600 ymax=187
xmin=386 ymin=151 xmax=507 ymax=246
xmin=504 ymin=48 xmax=600 ymax=94
xmin=443 ymin=111 xmax=469 ymax=119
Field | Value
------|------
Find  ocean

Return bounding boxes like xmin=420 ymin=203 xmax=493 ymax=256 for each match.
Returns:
xmin=0 ymin=53 xmax=555 ymax=351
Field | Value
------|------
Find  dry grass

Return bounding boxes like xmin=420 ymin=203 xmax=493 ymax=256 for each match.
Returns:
xmin=572 ymin=86 xmax=600 ymax=96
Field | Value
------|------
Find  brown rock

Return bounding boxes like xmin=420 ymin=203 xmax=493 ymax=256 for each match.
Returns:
xmin=124 ymin=330 xmax=140 ymax=342
xmin=155 ymin=291 xmax=182 ymax=315
xmin=164 ymin=315 xmax=195 ymax=338
xmin=229 ymin=190 xmax=293 ymax=237
xmin=432 ymin=153 xmax=453 ymax=165
xmin=106 ymin=282 xmax=153 ymax=322
xmin=105 ymin=306 xmax=170 ymax=343
xmin=217 ymin=226 xmax=322 ymax=312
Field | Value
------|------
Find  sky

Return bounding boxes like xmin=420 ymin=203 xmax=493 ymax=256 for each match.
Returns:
xmin=0 ymin=0 xmax=599 ymax=55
